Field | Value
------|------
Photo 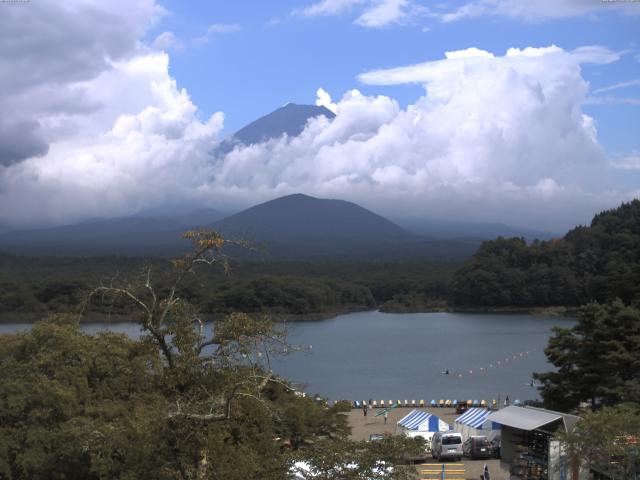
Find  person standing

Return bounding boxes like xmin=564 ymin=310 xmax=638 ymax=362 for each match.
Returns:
xmin=384 ymin=410 xmax=388 ymax=424
xmin=363 ymin=403 xmax=367 ymax=417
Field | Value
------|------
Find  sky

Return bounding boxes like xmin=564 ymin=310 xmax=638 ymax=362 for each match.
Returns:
xmin=0 ymin=0 xmax=639 ymax=232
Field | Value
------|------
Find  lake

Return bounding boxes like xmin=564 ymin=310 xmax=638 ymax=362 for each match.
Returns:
xmin=0 ymin=311 xmax=573 ymax=403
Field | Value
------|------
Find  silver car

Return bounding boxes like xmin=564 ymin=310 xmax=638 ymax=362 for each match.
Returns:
xmin=431 ymin=432 xmax=463 ymax=461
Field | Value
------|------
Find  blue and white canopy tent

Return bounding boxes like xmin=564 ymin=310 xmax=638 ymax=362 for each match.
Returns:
xmin=396 ymin=409 xmax=451 ymax=435
xmin=454 ymin=407 xmax=500 ymax=440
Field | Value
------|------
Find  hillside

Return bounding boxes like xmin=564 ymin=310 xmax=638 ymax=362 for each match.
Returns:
xmin=213 ymin=193 xmax=413 ymax=245
xmin=450 ymin=199 xmax=640 ymax=307
xmin=0 ymin=209 xmax=225 ymax=256
xmin=211 ymin=193 xmax=480 ymax=260
xmin=217 ymin=103 xmax=335 ymax=154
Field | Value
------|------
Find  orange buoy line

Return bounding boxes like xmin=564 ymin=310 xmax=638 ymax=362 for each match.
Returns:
xmin=442 ymin=348 xmax=539 ymax=378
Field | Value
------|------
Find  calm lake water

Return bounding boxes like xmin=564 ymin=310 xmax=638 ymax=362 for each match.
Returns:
xmin=0 ymin=311 xmax=573 ymax=403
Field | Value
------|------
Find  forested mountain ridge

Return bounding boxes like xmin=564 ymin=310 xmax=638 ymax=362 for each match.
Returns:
xmin=451 ymin=199 xmax=640 ymax=307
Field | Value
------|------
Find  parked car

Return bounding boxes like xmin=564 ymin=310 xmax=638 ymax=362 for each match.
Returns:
xmin=431 ymin=432 xmax=463 ymax=461
xmin=462 ymin=436 xmax=492 ymax=459
xmin=490 ymin=437 xmax=501 ymax=459
xmin=369 ymin=434 xmax=385 ymax=442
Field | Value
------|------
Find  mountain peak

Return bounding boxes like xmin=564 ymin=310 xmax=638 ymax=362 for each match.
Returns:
xmin=212 ymin=193 xmax=412 ymax=248
xmin=226 ymin=103 xmax=335 ymax=149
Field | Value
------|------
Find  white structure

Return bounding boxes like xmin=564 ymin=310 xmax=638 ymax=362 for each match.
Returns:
xmin=488 ymin=406 xmax=586 ymax=480
xmin=396 ymin=409 xmax=451 ymax=448
xmin=454 ymin=407 xmax=500 ymax=441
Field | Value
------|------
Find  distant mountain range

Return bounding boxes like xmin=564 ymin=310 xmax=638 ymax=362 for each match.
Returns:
xmin=0 ymin=209 xmax=225 ymax=256
xmin=0 ymin=103 xmax=557 ymax=258
xmin=213 ymin=193 xmax=412 ymax=245
xmin=392 ymin=217 xmax=557 ymax=242
xmin=217 ymin=103 xmax=335 ymax=155
xmin=0 ymin=194 xmax=481 ymax=259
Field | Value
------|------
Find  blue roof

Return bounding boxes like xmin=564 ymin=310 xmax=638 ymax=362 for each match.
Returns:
xmin=397 ymin=409 xmax=450 ymax=431
xmin=455 ymin=408 xmax=491 ymax=428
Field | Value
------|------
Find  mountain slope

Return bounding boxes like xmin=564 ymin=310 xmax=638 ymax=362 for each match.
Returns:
xmin=212 ymin=193 xmax=413 ymax=245
xmin=393 ymin=216 xmax=557 ymax=242
xmin=451 ymin=199 xmax=640 ymax=307
xmin=218 ymin=103 xmax=335 ymax=154
xmin=0 ymin=209 xmax=227 ymax=256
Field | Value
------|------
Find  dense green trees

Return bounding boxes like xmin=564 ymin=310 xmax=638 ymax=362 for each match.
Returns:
xmin=556 ymin=405 xmax=640 ymax=480
xmin=0 ymin=255 xmax=456 ymax=319
xmin=0 ymin=231 xmax=422 ymax=479
xmin=451 ymin=200 xmax=640 ymax=307
xmin=534 ymin=301 xmax=640 ymax=412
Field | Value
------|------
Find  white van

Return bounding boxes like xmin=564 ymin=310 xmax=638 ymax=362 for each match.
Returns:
xmin=431 ymin=432 xmax=463 ymax=461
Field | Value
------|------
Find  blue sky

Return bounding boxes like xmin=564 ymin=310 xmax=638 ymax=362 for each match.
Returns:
xmin=0 ymin=0 xmax=638 ymax=230
xmin=150 ymin=0 xmax=639 ymax=151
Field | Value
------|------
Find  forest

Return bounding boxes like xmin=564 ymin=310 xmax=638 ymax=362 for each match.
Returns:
xmin=450 ymin=200 xmax=640 ymax=308
xmin=0 ymin=256 xmax=455 ymax=321
xmin=1 ymin=200 xmax=639 ymax=321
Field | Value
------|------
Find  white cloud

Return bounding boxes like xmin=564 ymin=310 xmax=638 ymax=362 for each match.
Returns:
xmin=593 ymin=79 xmax=640 ymax=94
xmin=294 ymin=0 xmax=424 ymax=27
xmin=0 ymin=2 xmax=223 ymax=227
xmin=315 ymin=88 xmax=338 ymax=114
xmin=152 ymin=31 xmax=181 ymax=51
xmin=0 ymin=1 xmax=635 ymax=232
xmin=204 ymin=44 xmax=632 ymax=231
xmin=584 ymin=95 xmax=640 ymax=106
xmin=295 ymin=0 xmax=367 ymax=17
xmin=355 ymin=0 xmax=409 ymax=27
xmin=436 ymin=0 xmax=639 ymax=23
xmin=194 ymin=23 xmax=241 ymax=45
xmin=610 ymin=153 xmax=640 ymax=170
xmin=570 ymin=45 xmax=626 ymax=65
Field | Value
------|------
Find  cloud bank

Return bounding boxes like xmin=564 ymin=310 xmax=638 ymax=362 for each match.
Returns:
xmin=0 ymin=1 xmax=636 ymax=232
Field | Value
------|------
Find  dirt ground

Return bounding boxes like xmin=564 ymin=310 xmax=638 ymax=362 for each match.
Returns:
xmin=347 ymin=407 xmax=510 ymax=480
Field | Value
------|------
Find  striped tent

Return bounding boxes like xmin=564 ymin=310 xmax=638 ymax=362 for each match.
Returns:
xmin=454 ymin=408 xmax=500 ymax=440
xmin=397 ymin=409 xmax=451 ymax=433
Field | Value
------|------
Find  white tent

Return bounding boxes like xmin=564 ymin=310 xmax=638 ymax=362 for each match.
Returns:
xmin=397 ymin=409 xmax=451 ymax=433
xmin=454 ymin=408 xmax=500 ymax=441
xmin=396 ymin=409 xmax=451 ymax=447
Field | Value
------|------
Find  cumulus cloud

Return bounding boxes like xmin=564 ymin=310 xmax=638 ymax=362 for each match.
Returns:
xmin=0 ymin=1 xmax=635 ymax=232
xmin=205 ymin=45 xmax=634 ymax=231
xmin=315 ymin=88 xmax=338 ymax=114
xmin=0 ymin=119 xmax=49 ymax=166
xmin=0 ymin=2 xmax=223 ymax=226
xmin=0 ymin=0 xmax=163 ymax=166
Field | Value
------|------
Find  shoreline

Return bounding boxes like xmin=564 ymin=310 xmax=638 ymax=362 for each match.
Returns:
xmin=0 ymin=304 xmax=578 ymax=324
